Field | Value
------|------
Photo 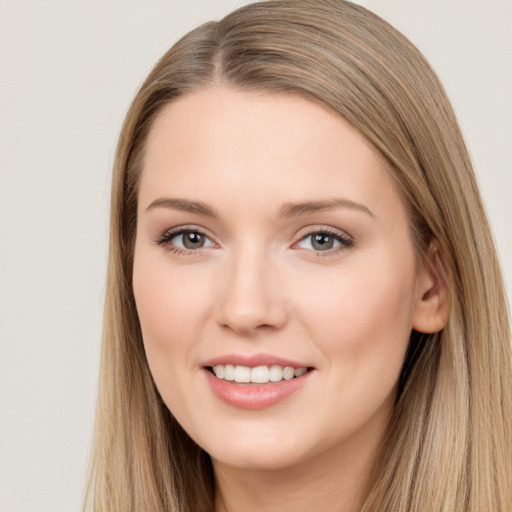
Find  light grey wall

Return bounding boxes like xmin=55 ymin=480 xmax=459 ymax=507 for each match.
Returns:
xmin=0 ymin=1 xmax=510 ymax=511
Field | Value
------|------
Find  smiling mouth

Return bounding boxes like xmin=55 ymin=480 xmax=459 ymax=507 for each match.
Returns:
xmin=207 ymin=364 xmax=312 ymax=384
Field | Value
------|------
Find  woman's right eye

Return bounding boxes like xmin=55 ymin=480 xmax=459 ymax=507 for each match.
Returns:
xmin=156 ymin=229 xmax=215 ymax=252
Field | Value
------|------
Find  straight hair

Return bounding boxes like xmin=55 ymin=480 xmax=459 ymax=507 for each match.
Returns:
xmin=84 ymin=1 xmax=512 ymax=510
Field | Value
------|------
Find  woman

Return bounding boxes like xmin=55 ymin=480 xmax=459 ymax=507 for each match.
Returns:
xmin=84 ymin=1 xmax=512 ymax=510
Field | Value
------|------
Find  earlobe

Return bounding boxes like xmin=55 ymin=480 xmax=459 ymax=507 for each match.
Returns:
xmin=412 ymin=239 xmax=450 ymax=334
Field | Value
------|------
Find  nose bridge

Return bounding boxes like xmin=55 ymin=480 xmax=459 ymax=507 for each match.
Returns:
xmin=215 ymin=239 xmax=286 ymax=334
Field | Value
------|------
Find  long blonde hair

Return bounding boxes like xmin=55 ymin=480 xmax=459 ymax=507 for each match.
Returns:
xmin=84 ymin=1 xmax=512 ymax=510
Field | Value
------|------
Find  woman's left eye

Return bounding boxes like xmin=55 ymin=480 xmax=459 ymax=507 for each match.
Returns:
xmin=296 ymin=230 xmax=353 ymax=252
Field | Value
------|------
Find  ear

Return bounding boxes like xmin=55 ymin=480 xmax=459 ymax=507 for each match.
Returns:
xmin=412 ymin=239 xmax=450 ymax=334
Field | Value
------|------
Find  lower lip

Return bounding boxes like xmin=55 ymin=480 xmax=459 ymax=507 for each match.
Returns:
xmin=203 ymin=369 xmax=313 ymax=410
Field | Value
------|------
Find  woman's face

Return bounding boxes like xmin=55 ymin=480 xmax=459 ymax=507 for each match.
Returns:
xmin=133 ymin=87 xmax=428 ymax=471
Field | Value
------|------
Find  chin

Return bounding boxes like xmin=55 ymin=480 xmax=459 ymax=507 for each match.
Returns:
xmin=196 ymin=423 xmax=322 ymax=471
xmin=210 ymin=445 xmax=306 ymax=471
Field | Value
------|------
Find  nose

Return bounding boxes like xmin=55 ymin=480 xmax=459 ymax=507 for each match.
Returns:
xmin=214 ymin=246 xmax=288 ymax=336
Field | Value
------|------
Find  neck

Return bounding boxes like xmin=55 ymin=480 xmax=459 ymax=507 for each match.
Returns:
xmin=213 ymin=415 xmax=387 ymax=512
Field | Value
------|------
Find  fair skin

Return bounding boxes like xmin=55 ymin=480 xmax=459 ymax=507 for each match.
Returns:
xmin=133 ymin=87 xmax=448 ymax=512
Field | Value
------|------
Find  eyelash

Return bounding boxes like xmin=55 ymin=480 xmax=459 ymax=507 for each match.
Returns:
xmin=154 ymin=227 xmax=354 ymax=257
xmin=155 ymin=227 xmax=215 ymax=256
xmin=295 ymin=227 xmax=354 ymax=257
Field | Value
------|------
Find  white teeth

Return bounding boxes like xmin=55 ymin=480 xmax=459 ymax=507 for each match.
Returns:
xmin=224 ymin=364 xmax=235 ymax=381
xmin=283 ymin=367 xmax=295 ymax=380
xmin=213 ymin=365 xmax=225 ymax=379
xmin=294 ymin=367 xmax=306 ymax=377
xmin=233 ymin=365 xmax=251 ymax=383
xmin=211 ymin=364 xmax=308 ymax=383
xmin=269 ymin=364 xmax=283 ymax=382
xmin=251 ymin=365 xmax=270 ymax=383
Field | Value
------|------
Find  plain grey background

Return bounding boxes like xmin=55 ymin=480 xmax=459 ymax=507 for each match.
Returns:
xmin=1 ymin=1 xmax=510 ymax=511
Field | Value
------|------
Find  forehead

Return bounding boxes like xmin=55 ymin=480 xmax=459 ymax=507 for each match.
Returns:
xmin=139 ymin=86 xmax=401 ymax=219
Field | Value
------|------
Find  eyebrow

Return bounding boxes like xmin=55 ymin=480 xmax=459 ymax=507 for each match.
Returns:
xmin=278 ymin=198 xmax=374 ymax=218
xmin=145 ymin=197 xmax=218 ymax=217
xmin=145 ymin=196 xmax=374 ymax=219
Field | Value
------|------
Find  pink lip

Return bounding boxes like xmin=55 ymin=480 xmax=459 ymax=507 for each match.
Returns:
xmin=201 ymin=354 xmax=315 ymax=410
xmin=201 ymin=353 xmax=314 ymax=410
xmin=204 ymin=370 xmax=312 ymax=410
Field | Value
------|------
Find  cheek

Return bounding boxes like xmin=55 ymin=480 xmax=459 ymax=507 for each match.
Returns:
xmin=132 ymin=247 xmax=212 ymax=400
xmin=134 ymin=268 xmax=203 ymax=344
xmin=133 ymin=239 xmax=215 ymax=337
xmin=286 ymin=255 xmax=417 ymax=444
xmin=295 ymin=253 xmax=417 ymax=382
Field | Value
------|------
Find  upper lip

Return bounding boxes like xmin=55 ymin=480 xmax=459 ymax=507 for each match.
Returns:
xmin=202 ymin=353 xmax=312 ymax=369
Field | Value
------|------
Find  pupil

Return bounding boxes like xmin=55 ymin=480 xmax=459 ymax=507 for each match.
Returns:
xmin=184 ymin=232 xmax=204 ymax=249
xmin=313 ymin=233 xmax=333 ymax=250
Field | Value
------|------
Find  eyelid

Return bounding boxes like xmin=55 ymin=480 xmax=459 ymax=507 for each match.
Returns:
xmin=154 ymin=224 xmax=354 ymax=256
xmin=292 ymin=225 xmax=354 ymax=253
xmin=154 ymin=225 xmax=218 ymax=252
